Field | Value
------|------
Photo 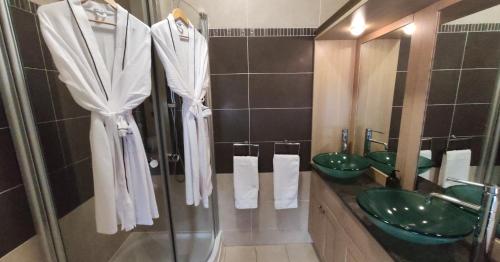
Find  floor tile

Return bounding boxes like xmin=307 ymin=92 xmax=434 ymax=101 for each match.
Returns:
xmin=224 ymin=246 xmax=257 ymax=262
xmin=286 ymin=244 xmax=319 ymax=262
xmin=256 ymin=245 xmax=288 ymax=262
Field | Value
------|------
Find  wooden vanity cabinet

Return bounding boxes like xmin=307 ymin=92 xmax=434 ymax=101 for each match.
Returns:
xmin=309 ymin=171 xmax=392 ymax=262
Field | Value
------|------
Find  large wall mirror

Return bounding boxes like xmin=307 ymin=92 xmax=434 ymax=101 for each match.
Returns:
xmin=416 ymin=3 xmax=500 ymax=193
xmin=353 ymin=22 xmax=414 ymax=179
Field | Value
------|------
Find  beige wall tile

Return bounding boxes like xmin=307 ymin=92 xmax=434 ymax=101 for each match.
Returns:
xmin=224 ymin=246 xmax=256 ymax=262
xmin=219 ymin=201 xmax=252 ymax=231
xmin=252 ymin=201 xmax=278 ymax=230
xmin=219 ymin=172 xmax=310 ymax=245
xmin=276 ymin=201 xmax=309 ymax=231
xmin=179 ymin=0 xmax=248 ymax=28
xmin=248 ymin=0 xmax=320 ymax=28
xmin=299 ymin=172 xmax=311 ymax=201
xmin=169 ymin=176 xmax=214 ymax=233
xmin=223 ymin=231 xmax=253 ymax=246
xmin=258 ymin=173 xmax=273 ymax=201
xmin=319 ymin=0 xmax=349 ymax=24
xmin=252 ymin=230 xmax=312 ymax=245
xmin=286 ymin=244 xmax=319 ymax=262
xmin=256 ymin=245 xmax=288 ymax=262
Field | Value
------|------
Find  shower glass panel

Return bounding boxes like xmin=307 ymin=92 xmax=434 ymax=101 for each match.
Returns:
xmin=154 ymin=3 xmax=218 ymax=261
xmin=3 ymin=0 xmax=218 ymax=261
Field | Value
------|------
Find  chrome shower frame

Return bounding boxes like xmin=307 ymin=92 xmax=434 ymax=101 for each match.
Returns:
xmin=0 ymin=1 xmax=67 ymax=261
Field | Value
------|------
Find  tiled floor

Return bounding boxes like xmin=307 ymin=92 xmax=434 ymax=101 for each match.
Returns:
xmin=221 ymin=244 xmax=319 ymax=262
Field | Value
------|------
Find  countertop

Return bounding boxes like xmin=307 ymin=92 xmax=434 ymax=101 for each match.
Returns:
xmin=313 ymin=168 xmax=472 ymax=262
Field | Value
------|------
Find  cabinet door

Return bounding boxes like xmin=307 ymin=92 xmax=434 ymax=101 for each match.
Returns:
xmin=309 ymin=196 xmax=326 ymax=260
xmin=323 ymin=207 xmax=345 ymax=262
xmin=345 ymin=237 xmax=365 ymax=262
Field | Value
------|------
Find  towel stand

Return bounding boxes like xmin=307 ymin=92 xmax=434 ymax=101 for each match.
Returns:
xmin=274 ymin=141 xmax=301 ymax=155
xmin=233 ymin=142 xmax=260 ymax=157
xmin=447 ymin=136 xmax=473 ymax=151
xmin=421 ymin=137 xmax=433 ymax=151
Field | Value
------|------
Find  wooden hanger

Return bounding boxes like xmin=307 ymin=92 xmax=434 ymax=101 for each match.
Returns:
xmin=172 ymin=8 xmax=190 ymax=26
xmin=81 ymin=0 xmax=117 ymax=9
xmin=81 ymin=0 xmax=117 ymax=26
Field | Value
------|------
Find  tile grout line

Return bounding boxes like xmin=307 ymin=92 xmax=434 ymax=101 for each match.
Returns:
xmin=0 ymin=184 xmax=23 ymax=196
xmin=211 ymin=72 xmax=314 ymax=76
xmin=446 ymin=31 xmax=468 ymax=149
xmin=32 ymin=11 xmax=69 ymax=166
xmin=36 ymin=114 xmax=90 ymax=125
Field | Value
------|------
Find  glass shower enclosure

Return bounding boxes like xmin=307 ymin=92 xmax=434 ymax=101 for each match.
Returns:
xmin=0 ymin=0 xmax=218 ymax=261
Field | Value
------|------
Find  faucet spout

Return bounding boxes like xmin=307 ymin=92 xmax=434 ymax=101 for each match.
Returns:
xmin=368 ymin=139 xmax=389 ymax=151
xmin=427 ymin=192 xmax=481 ymax=211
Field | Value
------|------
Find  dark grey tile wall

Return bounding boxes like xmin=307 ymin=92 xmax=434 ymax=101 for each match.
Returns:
xmin=388 ymin=37 xmax=411 ymax=151
xmin=209 ymin=30 xmax=314 ymax=173
xmin=423 ymin=26 xmax=500 ymax=166
xmin=9 ymin=2 xmax=93 ymax=219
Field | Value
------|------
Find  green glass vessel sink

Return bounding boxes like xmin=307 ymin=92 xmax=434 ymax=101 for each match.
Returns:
xmin=366 ymin=151 xmax=433 ymax=175
xmin=312 ymin=152 xmax=370 ymax=179
xmin=357 ymin=188 xmax=477 ymax=244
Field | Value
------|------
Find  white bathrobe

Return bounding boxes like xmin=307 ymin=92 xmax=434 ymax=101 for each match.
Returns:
xmin=38 ymin=0 xmax=158 ymax=234
xmin=151 ymin=15 xmax=212 ymax=207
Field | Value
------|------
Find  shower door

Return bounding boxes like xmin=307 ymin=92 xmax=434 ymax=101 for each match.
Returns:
xmin=0 ymin=0 xmax=218 ymax=261
xmin=148 ymin=0 xmax=219 ymax=261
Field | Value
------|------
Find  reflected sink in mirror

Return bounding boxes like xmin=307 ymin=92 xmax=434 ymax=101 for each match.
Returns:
xmin=312 ymin=152 xmax=370 ymax=180
xmin=366 ymin=151 xmax=433 ymax=175
xmin=357 ymin=188 xmax=477 ymax=245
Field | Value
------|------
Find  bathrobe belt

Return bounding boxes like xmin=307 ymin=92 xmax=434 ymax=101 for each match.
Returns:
xmin=92 ymin=110 xmax=137 ymax=230
xmin=185 ymin=98 xmax=212 ymax=119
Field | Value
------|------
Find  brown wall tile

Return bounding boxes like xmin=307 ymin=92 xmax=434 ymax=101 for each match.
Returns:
xmin=392 ymin=72 xmax=407 ymax=106
xmin=428 ymin=70 xmax=460 ymax=105
xmin=423 ymin=105 xmax=453 ymax=137
xmin=250 ymin=109 xmax=311 ymax=141
xmin=36 ymin=122 xmax=65 ymax=172
xmin=24 ymin=69 xmax=55 ymax=123
xmin=462 ymin=32 xmax=500 ymax=68
xmin=457 ymin=69 xmax=497 ymax=104
xmin=211 ymin=74 xmax=248 ymax=109
xmin=0 ymin=100 xmax=6 ymax=128
xmin=397 ymin=37 xmax=411 ymax=71
xmin=451 ymin=104 xmax=490 ymax=137
xmin=10 ymin=8 xmax=44 ymax=69
xmin=389 ymin=107 xmax=402 ymax=139
xmin=432 ymin=33 xmax=466 ymax=70
xmin=209 ymin=37 xmax=248 ymax=74
xmin=248 ymin=37 xmax=313 ymax=73
xmin=213 ymin=110 xmax=249 ymax=142
xmin=58 ymin=117 xmax=91 ymax=165
xmin=0 ymin=186 xmax=36 ymax=257
xmin=0 ymin=129 xmax=23 ymax=192
xmin=249 ymin=74 xmax=313 ymax=108
xmin=48 ymin=71 xmax=89 ymax=119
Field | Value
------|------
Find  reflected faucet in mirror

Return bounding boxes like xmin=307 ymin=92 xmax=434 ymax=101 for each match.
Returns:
xmin=364 ymin=128 xmax=389 ymax=155
xmin=341 ymin=128 xmax=349 ymax=154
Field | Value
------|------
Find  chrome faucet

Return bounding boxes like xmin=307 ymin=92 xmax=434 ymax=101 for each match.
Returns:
xmin=427 ymin=177 xmax=499 ymax=262
xmin=364 ymin=128 xmax=389 ymax=155
xmin=341 ymin=128 xmax=349 ymax=153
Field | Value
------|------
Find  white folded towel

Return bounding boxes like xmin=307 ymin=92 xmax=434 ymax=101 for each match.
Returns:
xmin=438 ymin=150 xmax=471 ymax=188
xmin=419 ymin=150 xmax=433 ymax=181
xmin=233 ymin=156 xmax=259 ymax=209
xmin=273 ymin=154 xmax=300 ymax=209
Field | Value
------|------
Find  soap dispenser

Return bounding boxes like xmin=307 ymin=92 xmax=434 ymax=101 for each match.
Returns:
xmin=386 ymin=170 xmax=401 ymax=188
